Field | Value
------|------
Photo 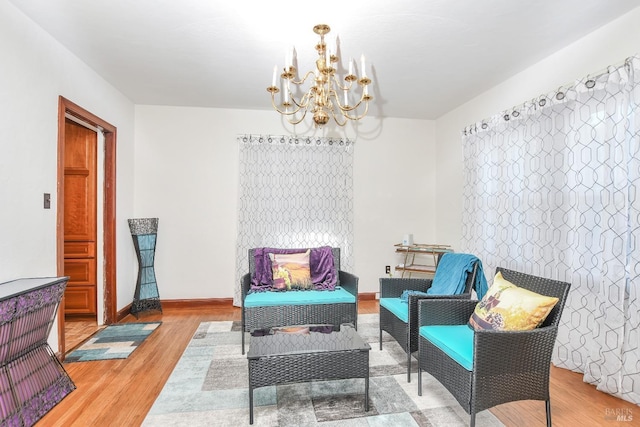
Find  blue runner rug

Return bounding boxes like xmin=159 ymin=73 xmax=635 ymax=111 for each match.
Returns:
xmin=65 ymin=321 xmax=161 ymax=362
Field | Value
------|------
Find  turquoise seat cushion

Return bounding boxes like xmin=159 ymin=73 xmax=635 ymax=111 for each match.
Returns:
xmin=244 ymin=287 xmax=355 ymax=308
xmin=379 ymin=298 xmax=408 ymax=323
xmin=419 ymin=325 xmax=474 ymax=371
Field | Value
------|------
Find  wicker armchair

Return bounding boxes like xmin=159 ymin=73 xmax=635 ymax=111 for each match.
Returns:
xmin=417 ymin=267 xmax=571 ymax=427
xmin=241 ymin=247 xmax=358 ymax=354
xmin=379 ymin=254 xmax=479 ymax=382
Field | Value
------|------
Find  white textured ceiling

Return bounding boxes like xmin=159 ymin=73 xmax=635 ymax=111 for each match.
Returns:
xmin=8 ymin=0 xmax=640 ymax=119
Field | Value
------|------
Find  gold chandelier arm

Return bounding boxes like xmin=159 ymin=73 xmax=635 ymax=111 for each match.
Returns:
xmin=323 ymin=96 xmax=356 ymax=126
xmin=287 ymin=108 xmax=309 ymax=125
xmin=270 ymin=92 xmax=306 ymax=116
xmin=328 ymin=106 xmax=349 ymax=127
xmin=289 ymin=70 xmax=316 ymax=86
xmin=270 ymin=91 xmax=312 ymax=125
xmin=289 ymin=90 xmax=313 ymax=110
xmin=328 ymin=87 xmax=366 ymax=113
xmin=327 ymin=88 xmax=351 ymax=112
xmin=327 ymin=88 xmax=371 ymax=121
xmin=343 ymin=85 xmax=372 ymax=111
xmin=341 ymin=99 xmax=370 ymax=121
xmin=329 ymin=74 xmax=355 ymax=92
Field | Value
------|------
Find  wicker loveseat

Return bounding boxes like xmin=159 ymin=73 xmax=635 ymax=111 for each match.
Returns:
xmin=240 ymin=247 xmax=358 ymax=354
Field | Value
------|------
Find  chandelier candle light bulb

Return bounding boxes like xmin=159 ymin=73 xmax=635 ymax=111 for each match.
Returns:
xmin=266 ymin=24 xmax=373 ymax=127
xmin=272 ymin=65 xmax=277 ymax=87
xmin=283 ymin=80 xmax=290 ymax=105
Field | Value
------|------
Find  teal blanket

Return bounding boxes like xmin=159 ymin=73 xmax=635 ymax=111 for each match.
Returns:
xmin=427 ymin=253 xmax=488 ymax=299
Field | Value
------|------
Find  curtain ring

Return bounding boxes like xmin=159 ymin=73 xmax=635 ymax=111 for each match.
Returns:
xmin=625 ymin=56 xmax=634 ymax=72
xmin=556 ymin=87 xmax=565 ymax=100
xmin=585 ymin=75 xmax=596 ymax=89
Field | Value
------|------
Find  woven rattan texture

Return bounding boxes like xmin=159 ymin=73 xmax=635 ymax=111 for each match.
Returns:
xmin=247 ymin=325 xmax=370 ymax=424
xmin=417 ymin=267 xmax=571 ymax=426
xmin=249 ymin=350 xmax=369 ymax=388
xmin=379 ymin=307 xmax=409 ymax=351
xmin=241 ymin=248 xmax=358 ymax=353
xmin=244 ymin=303 xmax=356 ymax=331
xmin=420 ymin=335 xmax=473 ymax=411
xmin=379 ymin=262 xmax=478 ymax=382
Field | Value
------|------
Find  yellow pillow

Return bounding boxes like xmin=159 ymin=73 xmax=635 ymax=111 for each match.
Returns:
xmin=269 ymin=250 xmax=312 ymax=291
xmin=468 ymin=272 xmax=559 ymax=331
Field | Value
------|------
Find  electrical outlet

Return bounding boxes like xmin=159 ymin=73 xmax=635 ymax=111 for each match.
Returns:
xmin=385 ymin=265 xmax=391 ymax=274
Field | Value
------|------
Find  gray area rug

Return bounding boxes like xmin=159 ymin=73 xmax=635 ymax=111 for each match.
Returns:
xmin=142 ymin=314 xmax=504 ymax=426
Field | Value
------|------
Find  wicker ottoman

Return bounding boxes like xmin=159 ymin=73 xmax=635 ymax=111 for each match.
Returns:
xmin=246 ymin=324 xmax=370 ymax=424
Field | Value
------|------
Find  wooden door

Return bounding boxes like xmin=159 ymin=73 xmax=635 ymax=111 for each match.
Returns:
xmin=64 ymin=118 xmax=97 ymax=316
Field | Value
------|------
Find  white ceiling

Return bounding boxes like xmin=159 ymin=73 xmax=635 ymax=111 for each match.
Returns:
xmin=8 ymin=0 xmax=640 ymax=120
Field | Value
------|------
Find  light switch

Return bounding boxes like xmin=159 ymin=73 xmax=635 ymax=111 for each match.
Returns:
xmin=44 ymin=193 xmax=51 ymax=209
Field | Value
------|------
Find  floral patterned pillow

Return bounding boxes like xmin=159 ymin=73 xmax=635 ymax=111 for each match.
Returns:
xmin=468 ymin=272 xmax=559 ymax=331
xmin=268 ymin=250 xmax=313 ymax=291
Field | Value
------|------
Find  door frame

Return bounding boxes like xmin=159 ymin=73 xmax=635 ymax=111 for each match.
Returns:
xmin=56 ymin=96 xmax=117 ymax=355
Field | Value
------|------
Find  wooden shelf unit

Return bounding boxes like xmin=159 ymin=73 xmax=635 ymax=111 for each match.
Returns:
xmin=394 ymin=243 xmax=453 ymax=278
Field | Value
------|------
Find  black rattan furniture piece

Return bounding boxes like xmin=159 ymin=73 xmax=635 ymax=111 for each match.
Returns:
xmin=0 ymin=277 xmax=76 ymax=426
xmin=379 ymin=255 xmax=479 ymax=382
xmin=241 ymin=247 xmax=358 ymax=354
xmin=247 ymin=324 xmax=370 ymax=424
xmin=417 ymin=267 xmax=571 ymax=427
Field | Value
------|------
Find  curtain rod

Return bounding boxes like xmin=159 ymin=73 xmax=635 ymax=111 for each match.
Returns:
xmin=463 ymin=54 xmax=637 ymax=135
xmin=237 ymin=134 xmax=353 ymax=145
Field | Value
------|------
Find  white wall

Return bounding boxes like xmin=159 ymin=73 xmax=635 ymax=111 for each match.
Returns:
xmin=435 ymin=6 xmax=640 ymax=250
xmin=1 ymin=0 xmax=438 ymax=316
xmin=19 ymin=0 xmax=636 ymax=308
xmin=134 ymin=106 xmax=436 ymax=297
xmin=0 ymin=0 xmax=137 ymax=347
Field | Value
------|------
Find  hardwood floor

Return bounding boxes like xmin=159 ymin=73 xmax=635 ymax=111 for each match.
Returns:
xmin=64 ymin=318 xmax=100 ymax=351
xmin=37 ymin=301 xmax=636 ymax=426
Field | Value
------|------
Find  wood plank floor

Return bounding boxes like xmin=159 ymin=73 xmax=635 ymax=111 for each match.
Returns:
xmin=37 ymin=301 xmax=636 ymax=426
xmin=64 ymin=318 xmax=100 ymax=351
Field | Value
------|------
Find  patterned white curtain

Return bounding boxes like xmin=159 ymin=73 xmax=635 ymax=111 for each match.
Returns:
xmin=234 ymin=134 xmax=354 ymax=305
xmin=461 ymin=56 xmax=640 ymax=405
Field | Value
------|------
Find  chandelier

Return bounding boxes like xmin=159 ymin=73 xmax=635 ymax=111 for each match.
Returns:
xmin=267 ymin=24 xmax=372 ymax=127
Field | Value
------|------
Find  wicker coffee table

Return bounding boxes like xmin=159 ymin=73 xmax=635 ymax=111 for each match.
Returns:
xmin=246 ymin=324 xmax=370 ymax=424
